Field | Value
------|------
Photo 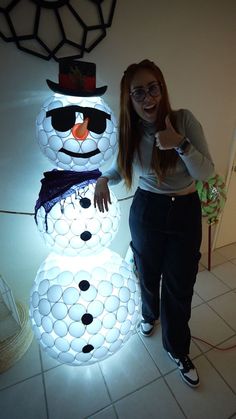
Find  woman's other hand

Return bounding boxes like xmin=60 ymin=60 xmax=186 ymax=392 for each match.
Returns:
xmin=94 ymin=177 xmax=111 ymax=212
xmin=155 ymin=115 xmax=184 ymax=150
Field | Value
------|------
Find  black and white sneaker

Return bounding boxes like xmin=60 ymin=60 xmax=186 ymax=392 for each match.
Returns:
xmin=140 ymin=320 xmax=155 ymax=337
xmin=167 ymin=352 xmax=200 ymax=388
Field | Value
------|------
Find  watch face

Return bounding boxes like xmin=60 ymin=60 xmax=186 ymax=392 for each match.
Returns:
xmin=181 ymin=139 xmax=189 ymax=150
xmin=177 ymin=138 xmax=189 ymax=153
xmin=175 ymin=138 xmax=189 ymax=154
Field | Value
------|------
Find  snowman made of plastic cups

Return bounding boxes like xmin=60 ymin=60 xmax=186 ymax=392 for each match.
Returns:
xmin=30 ymin=59 xmax=141 ymax=366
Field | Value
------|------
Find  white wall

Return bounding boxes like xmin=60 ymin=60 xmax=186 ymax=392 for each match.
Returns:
xmin=0 ymin=0 xmax=235 ymax=302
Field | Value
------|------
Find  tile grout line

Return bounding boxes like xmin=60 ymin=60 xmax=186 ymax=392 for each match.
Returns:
xmin=95 ymin=332 xmax=177 ymax=415
xmin=192 ymin=289 xmax=236 ymax=335
xmin=136 ymin=329 xmax=166 ymax=375
xmin=208 ymin=267 xmax=236 ymax=290
xmin=95 ymin=330 xmax=162 ymax=418
xmin=205 ymin=298 xmax=236 ymax=334
xmin=0 ymin=371 xmax=43 ymax=393
xmin=200 ymin=248 xmax=236 ymax=270
xmin=194 ymin=288 xmax=235 ymax=305
xmin=197 ymin=266 xmax=236 ymax=290
xmin=204 ymin=351 xmax=236 ymax=396
xmin=85 ymin=403 xmax=118 ymax=419
xmin=162 ymin=375 xmax=188 ymax=419
xmin=101 ymin=375 xmax=163 ymax=406
xmin=97 ymin=361 xmax=119 ymax=418
xmin=39 ymin=347 xmax=50 ymax=419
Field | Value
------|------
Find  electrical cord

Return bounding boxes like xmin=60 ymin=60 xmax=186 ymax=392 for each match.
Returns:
xmin=0 ymin=210 xmax=34 ymax=216
xmin=0 ymin=195 xmax=135 ymax=216
xmin=192 ymin=336 xmax=236 ymax=351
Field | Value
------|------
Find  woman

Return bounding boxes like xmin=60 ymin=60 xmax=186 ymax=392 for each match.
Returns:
xmin=94 ymin=59 xmax=214 ymax=387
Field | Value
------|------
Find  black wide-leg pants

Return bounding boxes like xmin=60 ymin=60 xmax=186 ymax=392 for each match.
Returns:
xmin=129 ymin=187 xmax=202 ymax=357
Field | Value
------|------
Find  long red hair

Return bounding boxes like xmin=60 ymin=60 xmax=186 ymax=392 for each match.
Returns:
xmin=118 ymin=59 xmax=179 ymax=188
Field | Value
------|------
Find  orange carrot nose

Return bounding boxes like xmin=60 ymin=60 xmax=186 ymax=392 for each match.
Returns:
xmin=72 ymin=117 xmax=89 ymax=140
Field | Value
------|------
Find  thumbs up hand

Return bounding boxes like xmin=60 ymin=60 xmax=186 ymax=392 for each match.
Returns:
xmin=155 ymin=115 xmax=184 ymax=150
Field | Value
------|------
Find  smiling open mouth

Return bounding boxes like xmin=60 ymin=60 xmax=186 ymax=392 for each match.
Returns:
xmin=144 ymin=104 xmax=156 ymax=112
xmin=59 ymin=148 xmax=100 ymax=158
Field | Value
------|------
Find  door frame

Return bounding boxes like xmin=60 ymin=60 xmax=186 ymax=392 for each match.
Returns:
xmin=213 ymin=128 xmax=236 ymax=250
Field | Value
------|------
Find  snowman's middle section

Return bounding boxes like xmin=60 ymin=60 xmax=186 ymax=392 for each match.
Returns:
xmin=35 ymin=179 xmax=120 ymax=256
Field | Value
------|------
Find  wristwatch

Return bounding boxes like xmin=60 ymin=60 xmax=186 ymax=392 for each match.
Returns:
xmin=174 ymin=137 xmax=190 ymax=155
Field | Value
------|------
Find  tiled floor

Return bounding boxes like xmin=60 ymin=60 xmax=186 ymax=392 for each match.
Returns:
xmin=1 ymin=244 xmax=236 ymax=419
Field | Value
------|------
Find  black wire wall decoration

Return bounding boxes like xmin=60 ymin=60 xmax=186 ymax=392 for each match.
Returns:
xmin=0 ymin=0 xmax=117 ymax=61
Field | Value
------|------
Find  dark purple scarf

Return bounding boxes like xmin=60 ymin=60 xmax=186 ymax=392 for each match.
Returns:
xmin=35 ymin=169 xmax=101 ymax=230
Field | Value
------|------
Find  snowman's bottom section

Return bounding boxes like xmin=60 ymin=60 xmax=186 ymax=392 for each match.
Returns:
xmin=29 ymin=249 xmax=141 ymax=366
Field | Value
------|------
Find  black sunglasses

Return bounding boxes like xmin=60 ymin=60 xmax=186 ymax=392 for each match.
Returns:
xmin=46 ymin=105 xmax=111 ymax=134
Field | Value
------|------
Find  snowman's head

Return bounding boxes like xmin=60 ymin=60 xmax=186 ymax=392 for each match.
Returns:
xmin=36 ymin=94 xmax=117 ymax=171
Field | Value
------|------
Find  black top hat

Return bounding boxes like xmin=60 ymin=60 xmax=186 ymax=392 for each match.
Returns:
xmin=46 ymin=59 xmax=107 ymax=97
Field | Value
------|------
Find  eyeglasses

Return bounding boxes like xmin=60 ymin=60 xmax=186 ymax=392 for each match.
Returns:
xmin=130 ymin=82 xmax=161 ymax=102
xmin=46 ymin=105 xmax=111 ymax=134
